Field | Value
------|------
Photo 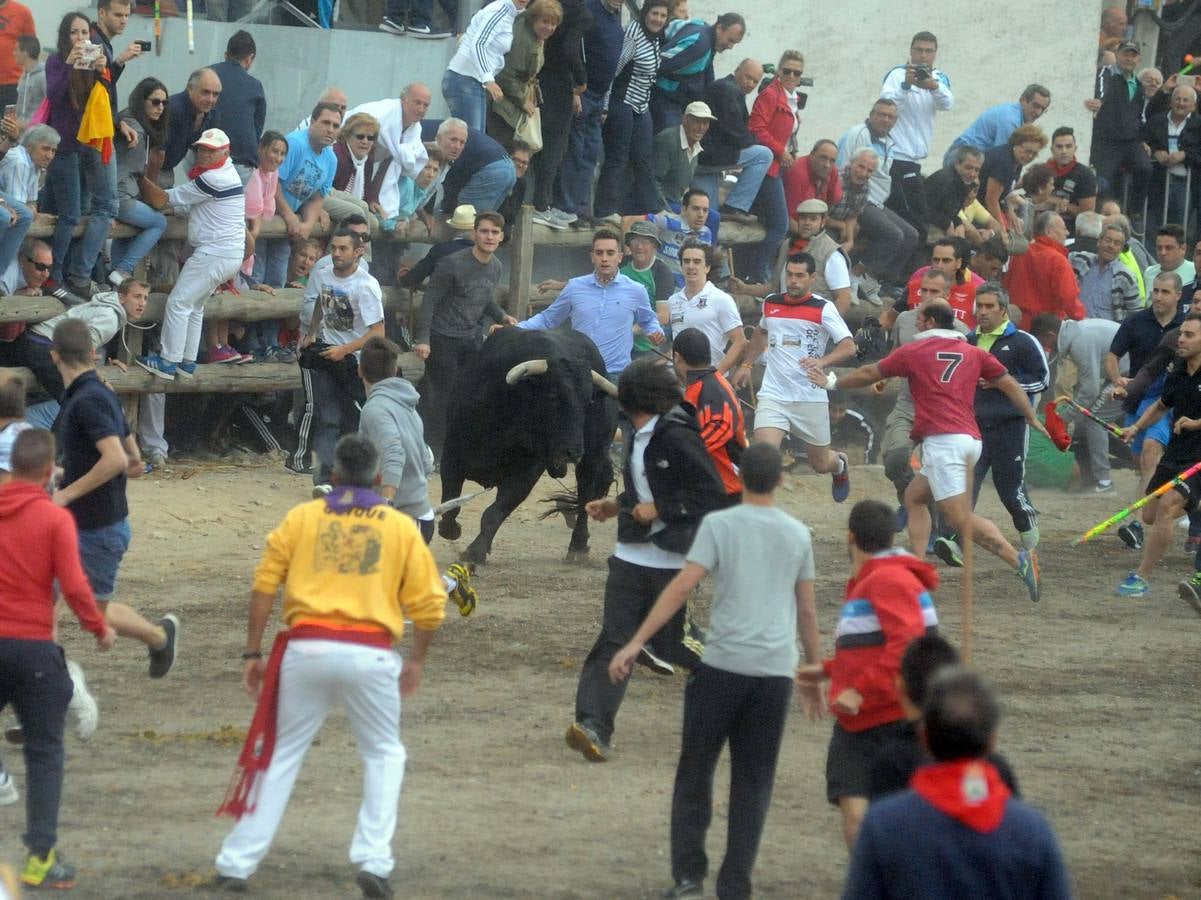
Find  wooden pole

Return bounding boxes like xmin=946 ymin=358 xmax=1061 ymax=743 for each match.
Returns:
xmin=507 ymin=204 xmax=534 ymax=321
xmin=960 ymin=449 xmax=975 ymax=665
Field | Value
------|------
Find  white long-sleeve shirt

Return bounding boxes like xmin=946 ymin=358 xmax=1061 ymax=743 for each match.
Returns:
xmin=446 ymin=0 xmax=521 ymax=84
xmin=879 ymin=65 xmax=954 ymax=162
xmin=165 ymin=158 xmax=246 ymax=258
xmin=346 ymin=98 xmax=428 ymax=217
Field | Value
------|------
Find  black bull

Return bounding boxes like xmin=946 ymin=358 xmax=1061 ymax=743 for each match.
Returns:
xmin=437 ymin=328 xmax=618 ymax=563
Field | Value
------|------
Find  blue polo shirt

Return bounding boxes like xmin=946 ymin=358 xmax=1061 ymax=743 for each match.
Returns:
xmin=57 ymin=370 xmax=130 ymax=532
xmin=646 ymin=211 xmax=714 ymax=287
xmin=948 ymin=101 xmax=1022 ymax=155
xmin=1109 ymin=306 xmax=1183 ymax=376
xmin=518 ymin=271 xmax=664 ymax=374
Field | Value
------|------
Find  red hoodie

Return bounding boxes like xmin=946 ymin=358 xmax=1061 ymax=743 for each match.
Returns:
xmin=0 ymin=481 xmax=107 ymax=641
xmin=823 ymin=549 xmax=940 ymax=732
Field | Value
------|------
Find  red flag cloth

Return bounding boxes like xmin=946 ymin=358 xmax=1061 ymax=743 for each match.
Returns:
xmin=911 ymin=759 xmax=1012 ymax=833
xmin=216 ymin=623 xmax=392 ymax=819
xmin=1045 ymin=402 xmax=1072 ymax=451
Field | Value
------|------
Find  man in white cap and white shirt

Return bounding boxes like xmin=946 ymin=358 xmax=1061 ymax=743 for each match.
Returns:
xmin=137 ymin=128 xmax=247 ymax=380
xmin=651 ymin=101 xmax=718 ymax=217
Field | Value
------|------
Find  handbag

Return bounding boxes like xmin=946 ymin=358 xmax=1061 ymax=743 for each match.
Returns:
xmin=29 ymin=97 xmax=50 ymax=126
xmin=514 ymin=83 xmax=543 ymax=153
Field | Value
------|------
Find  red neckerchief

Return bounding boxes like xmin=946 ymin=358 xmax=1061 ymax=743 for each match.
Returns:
xmin=216 ymin=623 xmax=391 ymax=819
xmin=911 ymin=759 xmax=1012 ymax=833
xmin=789 ymin=236 xmax=810 ymax=254
xmin=1048 ymin=158 xmax=1078 ymax=178
xmin=188 ymin=160 xmax=224 ymax=181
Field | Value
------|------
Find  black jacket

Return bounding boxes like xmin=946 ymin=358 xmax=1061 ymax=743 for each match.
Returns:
xmin=616 ymin=403 xmax=727 ymax=553
xmin=1093 ymin=65 xmax=1146 ymax=145
xmin=968 ymin=322 xmax=1049 ymax=427
xmin=924 ymin=166 xmax=973 ymax=232
xmin=698 ymin=75 xmax=754 ymax=168
xmin=1142 ymin=111 xmax=1201 ymax=171
xmin=541 ymin=0 xmax=592 ymax=88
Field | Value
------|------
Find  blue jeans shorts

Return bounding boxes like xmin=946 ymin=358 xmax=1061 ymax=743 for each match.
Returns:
xmin=78 ymin=517 xmax=132 ymax=601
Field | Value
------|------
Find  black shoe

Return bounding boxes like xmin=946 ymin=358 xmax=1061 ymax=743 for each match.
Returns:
xmin=148 ymin=614 xmax=179 ymax=678
xmin=215 ymin=874 xmax=248 ymax=893
xmin=1118 ymin=521 xmax=1144 ymax=550
xmin=284 ymin=460 xmax=314 ymax=476
xmin=356 ymin=870 xmax=394 ymax=898
xmin=662 ymin=879 xmax=704 ymax=898
xmin=719 ymin=206 xmax=757 ymax=225
xmin=932 ymin=536 xmax=964 ymax=568
xmin=45 ymin=281 xmax=88 ymax=307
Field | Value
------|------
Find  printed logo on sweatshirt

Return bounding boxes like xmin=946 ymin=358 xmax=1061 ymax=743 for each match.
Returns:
xmin=315 ymin=520 xmax=382 ymax=575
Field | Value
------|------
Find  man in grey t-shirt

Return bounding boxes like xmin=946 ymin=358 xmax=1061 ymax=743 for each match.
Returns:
xmin=414 ymin=211 xmax=516 ymax=455
xmin=610 ymin=443 xmax=823 ymax=900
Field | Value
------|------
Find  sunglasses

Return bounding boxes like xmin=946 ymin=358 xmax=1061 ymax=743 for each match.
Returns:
xmin=780 ymin=67 xmax=803 ymax=77
xmin=352 ymin=133 xmax=377 ymax=141
xmin=147 ymin=97 xmax=166 ymax=107
xmin=25 ymin=256 xmax=51 ymax=272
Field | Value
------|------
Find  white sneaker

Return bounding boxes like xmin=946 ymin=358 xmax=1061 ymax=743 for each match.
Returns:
xmin=0 ymin=770 xmax=18 ymax=805
xmin=549 ymin=207 xmax=578 ymax=226
xmin=858 ymin=272 xmax=881 ymax=303
xmin=312 ymin=484 xmax=333 ymax=498
xmin=531 ymin=209 xmax=567 ymax=231
xmin=66 ymin=660 xmax=98 ymax=741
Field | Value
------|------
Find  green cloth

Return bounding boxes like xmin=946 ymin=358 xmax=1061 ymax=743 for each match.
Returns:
xmin=1126 ymin=74 xmax=1137 ymax=100
xmin=622 ymin=262 xmax=659 ymax=353
xmin=1025 ymin=428 xmax=1075 ymax=489
xmin=976 ymin=321 xmax=1008 ymax=352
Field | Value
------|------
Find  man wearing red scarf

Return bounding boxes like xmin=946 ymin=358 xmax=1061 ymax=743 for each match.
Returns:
xmin=842 ymin=668 xmax=1072 ymax=900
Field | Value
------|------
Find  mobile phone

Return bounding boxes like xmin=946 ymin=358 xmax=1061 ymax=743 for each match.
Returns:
xmin=135 ymin=39 xmax=151 ymax=51
xmin=2 ymin=104 xmax=14 ymax=120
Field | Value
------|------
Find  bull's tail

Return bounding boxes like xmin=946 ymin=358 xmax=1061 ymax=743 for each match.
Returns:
xmin=539 ymin=491 xmax=580 ymax=529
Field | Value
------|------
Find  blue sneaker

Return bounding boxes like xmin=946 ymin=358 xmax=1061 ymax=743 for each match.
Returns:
xmin=136 ymin=354 xmax=177 ymax=380
xmin=1116 ymin=572 xmax=1150 ymax=597
xmin=1017 ymin=549 xmax=1041 ymax=603
xmin=831 ymin=452 xmax=850 ymax=503
xmin=175 ymin=360 xmax=197 ymax=379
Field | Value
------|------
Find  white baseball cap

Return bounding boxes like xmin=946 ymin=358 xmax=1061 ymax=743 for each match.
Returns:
xmin=193 ymin=128 xmax=231 ymax=149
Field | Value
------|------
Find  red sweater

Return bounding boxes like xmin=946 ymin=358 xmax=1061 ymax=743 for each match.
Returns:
xmin=749 ymin=79 xmax=802 ymax=178
xmin=0 ymin=481 xmax=106 ymax=641
xmin=1003 ymin=235 xmax=1086 ymax=327
xmin=823 ymin=549 xmax=940 ymax=732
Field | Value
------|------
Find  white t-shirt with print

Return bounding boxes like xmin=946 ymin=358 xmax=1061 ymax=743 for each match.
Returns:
xmin=307 ymin=264 xmax=385 ymax=352
xmin=757 ymin=292 xmax=852 ymax=404
xmin=667 ymin=282 xmax=743 ymax=367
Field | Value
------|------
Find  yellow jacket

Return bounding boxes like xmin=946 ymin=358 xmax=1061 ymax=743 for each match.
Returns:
xmin=253 ymin=496 xmax=446 ymax=640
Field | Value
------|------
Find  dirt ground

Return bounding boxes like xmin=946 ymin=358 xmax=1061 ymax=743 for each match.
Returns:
xmin=2 ymin=457 xmax=1200 ymax=899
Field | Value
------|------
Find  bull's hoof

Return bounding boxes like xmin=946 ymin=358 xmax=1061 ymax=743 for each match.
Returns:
xmin=462 ymin=546 xmax=488 ymax=565
xmin=562 ymin=510 xmax=578 ymax=529
xmin=565 ymin=546 xmax=590 ymax=564
xmin=439 ymin=519 xmax=463 ymax=541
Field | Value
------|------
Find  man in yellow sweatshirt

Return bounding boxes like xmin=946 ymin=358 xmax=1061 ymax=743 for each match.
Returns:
xmin=214 ymin=433 xmax=446 ymax=899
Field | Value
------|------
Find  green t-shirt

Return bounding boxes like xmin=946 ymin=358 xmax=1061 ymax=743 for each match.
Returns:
xmin=622 ymin=259 xmax=675 ymax=352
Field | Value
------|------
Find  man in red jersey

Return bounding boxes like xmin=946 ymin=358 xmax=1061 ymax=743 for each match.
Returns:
xmin=808 ymin=300 xmax=1047 ymax=602
xmin=904 ymin=236 xmax=983 ymax=328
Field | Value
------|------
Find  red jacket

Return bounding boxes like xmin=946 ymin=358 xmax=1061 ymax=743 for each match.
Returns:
xmin=1004 ymin=235 xmax=1086 ymax=328
xmin=749 ymin=79 xmax=803 ymax=178
xmin=824 ymin=549 xmax=939 ymax=732
xmin=0 ymin=481 xmax=106 ymax=641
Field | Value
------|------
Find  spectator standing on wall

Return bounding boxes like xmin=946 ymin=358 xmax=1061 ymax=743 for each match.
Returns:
xmin=487 ymin=1 xmax=562 ymax=147
xmin=210 ymin=30 xmax=267 ymax=186
xmin=650 ymin=11 xmax=744 ymax=132
xmin=0 ymin=0 xmax=34 ymax=109
xmin=1087 ymin=41 xmax=1151 ymax=234
xmin=13 ymin=34 xmax=43 ymax=126
xmin=880 ymin=30 xmax=954 ymax=245
xmin=161 ymin=68 xmax=223 ymax=183
xmin=437 ymin=0 xmax=528 ymax=133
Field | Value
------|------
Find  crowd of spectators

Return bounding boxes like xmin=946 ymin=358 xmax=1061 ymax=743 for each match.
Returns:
xmin=0 ymin=0 xmax=1193 ymax=480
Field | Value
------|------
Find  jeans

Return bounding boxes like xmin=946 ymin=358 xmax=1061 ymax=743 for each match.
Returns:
xmin=574 ymin=556 xmax=701 ymax=745
xmin=385 ymin=0 xmax=432 ymax=27
xmin=671 ymin=663 xmax=792 ymax=900
xmin=595 ymin=102 xmax=656 ymax=217
xmin=442 ymin=69 xmax=488 ymax=135
xmin=748 ymin=174 xmax=788 ymax=283
xmin=557 ymin=91 xmax=605 ymax=217
xmin=111 ymin=199 xmax=168 ymax=276
xmin=307 ymin=366 xmax=365 ymax=484
xmin=251 ymin=237 xmax=291 ymax=288
xmin=530 ymin=68 xmax=575 ymax=211
xmin=0 ymin=188 xmax=32 ymax=276
xmin=692 ymin=145 xmax=773 ymax=215
xmin=456 ymin=157 xmax=517 ymax=214
xmin=0 ymin=639 xmax=73 ymax=857
xmin=46 ymin=147 xmax=118 ymax=284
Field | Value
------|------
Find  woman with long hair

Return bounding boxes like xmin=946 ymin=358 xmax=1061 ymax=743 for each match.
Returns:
xmin=109 ymin=77 xmax=170 ymax=286
xmin=594 ymin=0 xmax=669 ymax=217
xmin=43 ymin=11 xmax=119 ymax=294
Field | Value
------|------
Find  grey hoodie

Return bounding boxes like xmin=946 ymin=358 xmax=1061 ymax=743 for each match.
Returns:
xmin=32 ymin=291 xmax=128 ymax=350
xmin=359 ymin=376 xmax=434 ymax=520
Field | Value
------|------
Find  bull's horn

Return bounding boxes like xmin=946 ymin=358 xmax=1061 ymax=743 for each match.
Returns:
xmin=591 ymin=371 xmax=619 ymax=397
xmin=505 ymin=359 xmax=550 ymax=384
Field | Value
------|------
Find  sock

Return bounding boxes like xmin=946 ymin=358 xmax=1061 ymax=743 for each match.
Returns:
xmin=834 ymin=455 xmax=847 ymax=477
xmin=442 ymin=574 xmax=458 ymax=594
xmin=1020 ymin=527 xmax=1039 ymax=551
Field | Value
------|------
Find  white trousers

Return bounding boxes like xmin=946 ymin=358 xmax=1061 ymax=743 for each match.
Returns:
xmin=215 ymin=640 xmax=406 ymax=880
xmin=161 ymin=250 xmax=241 ymax=364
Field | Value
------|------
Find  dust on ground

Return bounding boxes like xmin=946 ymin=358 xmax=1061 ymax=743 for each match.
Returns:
xmin=3 ymin=459 xmax=1200 ymax=899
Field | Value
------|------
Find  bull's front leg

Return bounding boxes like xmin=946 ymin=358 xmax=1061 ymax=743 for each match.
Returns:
xmin=568 ymin=400 xmax=618 ymax=562
xmin=438 ymin=448 xmax=468 ymax=542
xmin=464 ymin=461 xmax=545 ymax=564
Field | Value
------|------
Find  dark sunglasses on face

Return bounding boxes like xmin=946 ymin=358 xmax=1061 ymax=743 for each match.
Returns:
xmin=780 ymin=67 xmax=803 ymax=77
xmin=25 ymin=256 xmax=51 ymax=272
xmin=148 ymin=97 xmax=166 ymax=107
xmin=352 ymin=133 xmax=377 ymax=141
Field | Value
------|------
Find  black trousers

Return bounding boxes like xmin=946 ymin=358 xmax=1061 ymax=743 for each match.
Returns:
xmin=0 ymin=335 xmax=64 ymax=401
xmin=1091 ymin=138 xmax=1153 ymax=214
xmin=671 ymin=663 xmax=792 ymax=900
xmin=973 ymin=418 xmax=1036 ymax=535
xmin=574 ymin=556 xmax=701 ymax=745
xmin=886 ymin=159 xmax=930 ymax=244
xmin=531 ymin=69 xmax=575 ymax=211
xmin=0 ymin=639 xmax=73 ymax=857
xmin=416 ymin=332 xmax=478 ymax=457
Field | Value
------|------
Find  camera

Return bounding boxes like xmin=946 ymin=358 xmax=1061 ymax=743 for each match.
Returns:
xmin=798 ymin=76 xmax=815 ymax=87
xmin=135 ymin=39 xmax=151 ymax=51
xmin=913 ymin=65 xmax=932 ymax=82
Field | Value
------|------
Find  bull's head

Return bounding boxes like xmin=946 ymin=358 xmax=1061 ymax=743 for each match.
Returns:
xmin=506 ymin=359 xmax=617 ymax=477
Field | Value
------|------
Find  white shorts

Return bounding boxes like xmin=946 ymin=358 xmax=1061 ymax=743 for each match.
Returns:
xmin=754 ymin=398 xmax=831 ymax=447
xmin=919 ymin=434 xmax=982 ymax=502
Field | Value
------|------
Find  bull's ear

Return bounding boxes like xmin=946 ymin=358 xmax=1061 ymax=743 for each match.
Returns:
xmin=591 ymin=371 xmax=618 ymax=397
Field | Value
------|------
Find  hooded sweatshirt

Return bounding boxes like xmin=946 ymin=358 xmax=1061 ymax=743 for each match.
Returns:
xmin=0 ymin=481 xmax=107 ymax=641
xmin=32 ymin=290 xmax=128 ymax=349
xmin=823 ymin=548 xmax=940 ymax=732
xmin=358 ymin=377 xmax=434 ymax=520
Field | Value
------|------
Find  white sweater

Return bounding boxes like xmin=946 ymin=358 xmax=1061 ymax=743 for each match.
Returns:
xmin=879 ymin=65 xmax=954 ymax=163
xmin=446 ymin=0 xmax=521 ymax=84
xmin=166 ymin=158 xmax=246 ymax=258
